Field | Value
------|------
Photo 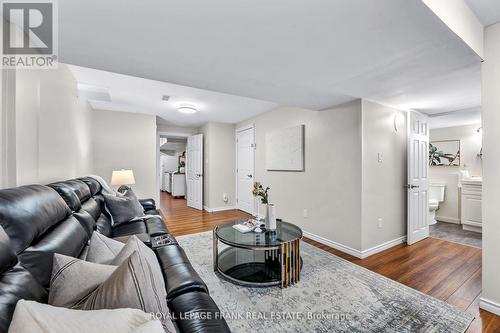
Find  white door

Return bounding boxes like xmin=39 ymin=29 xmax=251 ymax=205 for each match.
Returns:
xmin=186 ymin=134 xmax=203 ymax=210
xmin=236 ymin=126 xmax=255 ymax=214
xmin=407 ymin=111 xmax=430 ymax=245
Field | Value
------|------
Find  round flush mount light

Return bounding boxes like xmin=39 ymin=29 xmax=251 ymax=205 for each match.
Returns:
xmin=177 ymin=104 xmax=198 ymax=114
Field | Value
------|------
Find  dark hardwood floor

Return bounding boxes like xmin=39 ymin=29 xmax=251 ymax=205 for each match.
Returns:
xmin=159 ymin=192 xmax=500 ymax=333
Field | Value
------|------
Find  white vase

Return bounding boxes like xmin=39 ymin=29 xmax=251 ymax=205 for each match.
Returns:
xmin=266 ymin=204 xmax=277 ymax=230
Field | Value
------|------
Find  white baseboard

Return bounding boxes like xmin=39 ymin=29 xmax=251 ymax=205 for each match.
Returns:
xmin=462 ymin=224 xmax=482 ymax=233
xmin=203 ymin=205 xmax=236 ymax=213
xmin=435 ymin=215 xmax=461 ymax=224
xmin=303 ymin=231 xmax=363 ymax=258
xmin=361 ymin=236 xmax=407 ymax=258
xmin=302 ymin=231 xmax=406 ymax=259
xmin=479 ymin=297 xmax=500 ymax=316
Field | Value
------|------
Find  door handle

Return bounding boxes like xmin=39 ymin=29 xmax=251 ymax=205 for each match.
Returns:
xmin=404 ymin=184 xmax=419 ymax=189
xmin=247 ymin=174 xmax=252 ymax=178
xmin=196 ymin=174 xmax=202 ymax=177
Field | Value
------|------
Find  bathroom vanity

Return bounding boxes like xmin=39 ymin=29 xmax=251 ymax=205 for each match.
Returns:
xmin=461 ymin=178 xmax=482 ymax=233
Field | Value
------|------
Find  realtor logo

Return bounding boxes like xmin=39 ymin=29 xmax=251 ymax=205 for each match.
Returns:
xmin=1 ymin=0 xmax=57 ymax=68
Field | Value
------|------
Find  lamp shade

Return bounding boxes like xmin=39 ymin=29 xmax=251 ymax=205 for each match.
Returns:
xmin=111 ymin=170 xmax=136 ymax=186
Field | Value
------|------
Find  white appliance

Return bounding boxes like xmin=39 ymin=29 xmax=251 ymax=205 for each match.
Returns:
xmin=170 ymin=173 xmax=186 ymax=197
xmin=428 ymin=184 xmax=446 ymax=226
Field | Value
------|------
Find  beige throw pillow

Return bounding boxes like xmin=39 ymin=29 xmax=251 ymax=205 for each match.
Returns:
xmin=86 ymin=232 xmax=125 ymax=264
xmin=49 ymin=254 xmax=116 ymax=308
xmin=48 ymin=251 xmax=173 ymax=332
xmin=8 ymin=300 xmax=165 ymax=333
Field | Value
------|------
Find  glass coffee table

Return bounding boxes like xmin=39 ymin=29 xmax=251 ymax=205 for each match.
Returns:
xmin=213 ymin=220 xmax=303 ymax=288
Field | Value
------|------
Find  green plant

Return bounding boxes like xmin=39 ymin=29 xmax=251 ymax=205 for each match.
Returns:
xmin=252 ymin=182 xmax=270 ymax=204
xmin=429 ymin=143 xmax=460 ymax=166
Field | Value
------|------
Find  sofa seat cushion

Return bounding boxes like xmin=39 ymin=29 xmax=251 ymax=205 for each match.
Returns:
xmin=155 ymin=245 xmax=208 ymax=300
xmin=112 ymin=220 xmax=148 ymax=237
xmin=169 ymin=291 xmax=231 ymax=333
xmin=9 ymin=300 xmax=165 ymax=333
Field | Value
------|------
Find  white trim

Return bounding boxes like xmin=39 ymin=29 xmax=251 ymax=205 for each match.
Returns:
xmin=303 ymin=231 xmax=407 ymax=259
xmin=236 ymin=123 xmax=255 ymax=133
xmin=303 ymin=231 xmax=363 ymax=258
xmin=435 ymin=215 xmax=461 ymax=224
xmin=479 ymin=297 xmax=500 ymax=316
xmin=462 ymin=224 xmax=482 ymax=233
xmin=203 ymin=205 xmax=237 ymax=213
xmin=235 ymin=124 xmax=255 ymax=215
xmin=361 ymin=236 xmax=407 ymax=258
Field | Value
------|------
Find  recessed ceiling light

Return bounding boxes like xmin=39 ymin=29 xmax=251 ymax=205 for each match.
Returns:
xmin=178 ymin=104 xmax=198 ymax=114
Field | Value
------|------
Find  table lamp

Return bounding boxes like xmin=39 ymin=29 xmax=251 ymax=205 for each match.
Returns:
xmin=111 ymin=169 xmax=136 ymax=187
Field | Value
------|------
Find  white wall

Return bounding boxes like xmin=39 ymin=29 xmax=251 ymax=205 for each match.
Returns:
xmin=13 ymin=64 xmax=93 ymax=185
xmin=199 ymin=122 xmax=236 ymax=210
xmin=480 ymin=22 xmax=500 ymax=316
xmin=422 ymin=0 xmax=484 ymax=57
xmin=238 ymin=101 xmax=363 ymax=250
xmin=92 ymin=109 xmax=158 ymax=202
xmin=0 ymin=69 xmax=17 ymax=189
xmin=429 ymin=124 xmax=482 ymax=223
xmin=157 ymin=124 xmax=199 ymax=136
xmin=361 ymin=100 xmax=407 ymax=251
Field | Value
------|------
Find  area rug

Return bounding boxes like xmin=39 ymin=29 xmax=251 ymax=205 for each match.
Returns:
xmin=177 ymin=231 xmax=474 ymax=333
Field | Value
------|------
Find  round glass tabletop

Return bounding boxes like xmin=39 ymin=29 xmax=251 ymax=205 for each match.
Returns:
xmin=215 ymin=220 xmax=302 ymax=249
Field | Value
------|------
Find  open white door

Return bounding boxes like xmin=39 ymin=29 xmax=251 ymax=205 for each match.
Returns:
xmin=186 ymin=134 xmax=203 ymax=210
xmin=407 ymin=110 xmax=430 ymax=245
xmin=236 ymin=126 xmax=255 ymax=214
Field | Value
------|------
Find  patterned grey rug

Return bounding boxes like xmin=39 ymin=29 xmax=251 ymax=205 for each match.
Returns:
xmin=177 ymin=231 xmax=474 ymax=333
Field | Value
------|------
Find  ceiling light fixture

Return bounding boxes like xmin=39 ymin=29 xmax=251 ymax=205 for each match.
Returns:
xmin=177 ymin=104 xmax=198 ymax=114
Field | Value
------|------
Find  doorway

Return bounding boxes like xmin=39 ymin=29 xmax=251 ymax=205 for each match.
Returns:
xmin=235 ymin=125 xmax=255 ymax=214
xmin=407 ymin=108 xmax=483 ymax=248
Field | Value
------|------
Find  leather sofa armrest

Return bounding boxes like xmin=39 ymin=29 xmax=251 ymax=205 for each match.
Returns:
xmin=169 ymin=291 xmax=231 ymax=333
xmin=155 ymin=245 xmax=209 ymax=300
xmin=145 ymin=216 xmax=169 ymax=236
xmin=139 ymin=198 xmax=156 ymax=211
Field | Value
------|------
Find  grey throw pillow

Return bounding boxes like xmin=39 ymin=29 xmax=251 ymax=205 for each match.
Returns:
xmin=48 ymin=252 xmax=174 ymax=332
xmin=102 ymin=188 xmax=144 ymax=225
xmin=86 ymin=232 xmax=125 ymax=264
xmin=9 ymin=300 xmax=165 ymax=333
xmin=49 ymin=254 xmax=116 ymax=308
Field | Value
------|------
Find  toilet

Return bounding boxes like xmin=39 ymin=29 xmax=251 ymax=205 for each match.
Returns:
xmin=428 ymin=184 xmax=446 ymax=226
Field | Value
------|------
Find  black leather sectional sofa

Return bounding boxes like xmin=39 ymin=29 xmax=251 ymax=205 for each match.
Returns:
xmin=0 ymin=177 xmax=230 ymax=333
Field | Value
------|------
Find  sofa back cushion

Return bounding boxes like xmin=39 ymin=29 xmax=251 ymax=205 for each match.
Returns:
xmin=0 ymin=226 xmax=47 ymax=333
xmin=0 ymin=185 xmax=71 ymax=254
xmin=0 ymin=185 xmax=91 ymax=287
xmin=78 ymin=177 xmax=102 ymax=197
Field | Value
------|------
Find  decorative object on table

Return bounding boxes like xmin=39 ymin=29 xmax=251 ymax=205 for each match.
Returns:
xmin=252 ymin=182 xmax=270 ymax=221
xmin=266 ymin=203 xmax=277 ymax=231
xmin=429 ymin=140 xmax=460 ymax=166
xmin=265 ymin=124 xmax=305 ymax=171
xmin=232 ymin=219 xmax=264 ymax=233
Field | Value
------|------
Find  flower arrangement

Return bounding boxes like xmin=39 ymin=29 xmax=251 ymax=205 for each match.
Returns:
xmin=252 ymin=182 xmax=270 ymax=204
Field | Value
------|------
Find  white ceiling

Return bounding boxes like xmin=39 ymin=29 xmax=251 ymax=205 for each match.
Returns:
xmin=60 ymin=0 xmax=482 ymax=117
xmin=69 ymin=65 xmax=278 ymax=127
xmin=465 ymin=0 xmax=500 ymax=26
